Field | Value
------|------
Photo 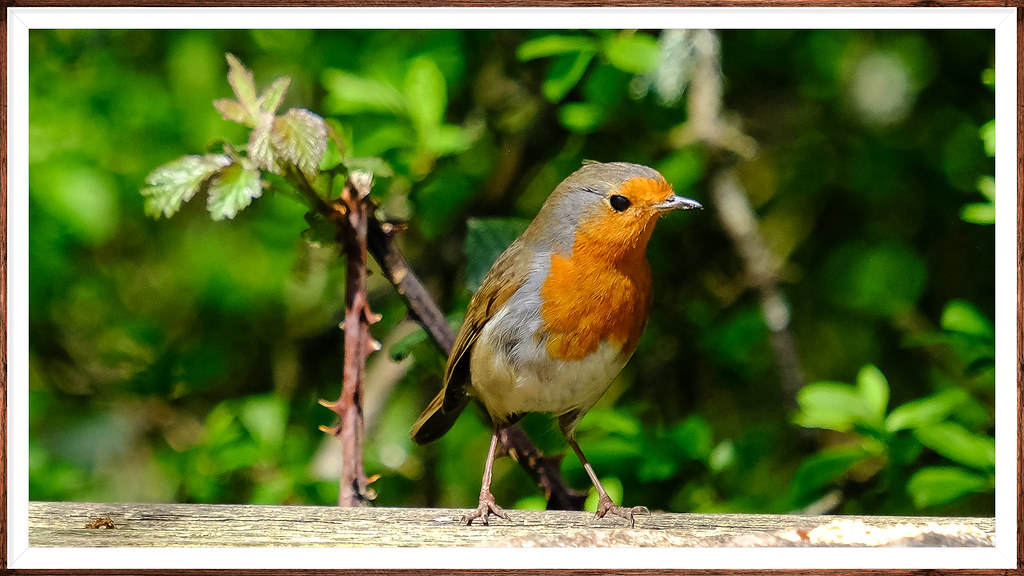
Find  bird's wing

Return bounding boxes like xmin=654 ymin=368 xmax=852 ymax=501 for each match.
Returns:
xmin=441 ymin=240 xmax=533 ymax=411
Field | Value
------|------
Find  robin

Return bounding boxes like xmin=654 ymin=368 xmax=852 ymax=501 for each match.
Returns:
xmin=410 ymin=161 xmax=702 ymax=526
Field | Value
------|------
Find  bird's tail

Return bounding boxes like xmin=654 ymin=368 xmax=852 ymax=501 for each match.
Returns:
xmin=410 ymin=387 xmax=469 ymax=445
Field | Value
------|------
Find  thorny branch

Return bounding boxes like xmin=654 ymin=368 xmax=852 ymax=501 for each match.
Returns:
xmin=318 ymin=172 xmax=379 ymax=507
xmin=290 ymin=166 xmax=585 ymax=510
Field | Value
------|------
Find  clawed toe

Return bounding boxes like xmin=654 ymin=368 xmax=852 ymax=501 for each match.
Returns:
xmin=595 ymin=496 xmax=650 ymax=528
xmin=462 ymin=492 xmax=510 ymax=526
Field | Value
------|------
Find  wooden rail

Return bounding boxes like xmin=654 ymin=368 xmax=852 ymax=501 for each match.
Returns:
xmin=28 ymin=501 xmax=994 ymax=548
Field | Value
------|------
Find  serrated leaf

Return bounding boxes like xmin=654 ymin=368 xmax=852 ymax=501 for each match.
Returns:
xmin=248 ymin=118 xmax=277 ymax=173
xmin=463 ymin=218 xmax=530 ymax=291
xmin=516 ymin=34 xmax=598 ymax=61
xmin=542 ymin=51 xmax=596 ymax=103
xmin=913 ymin=422 xmax=995 ymax=471
xmin=856 ymin=365 xmax=889 ymax=424
xmin=885 ymin=388 xmax=970 ymax=432
xmin=271 ymin=108 xmax=328 ymax=180
xmin=207 ymin=162 xmax=263 ymax=220
xmin=141 ymin=154 xmax=232 ymax=218
xmin=225 ymin=53 xmax=259 ymax=116
xmin=603 ymin=33 xmax=661 ymax=75
xmin=258 ymin=77 xmax=290 ymax=115
xmin=907 ymin=466 xmax=991 ymax=508
xmin=213 ymin=98 xmax=251 ymax=125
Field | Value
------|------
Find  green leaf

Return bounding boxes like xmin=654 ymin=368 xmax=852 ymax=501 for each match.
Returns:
xmin=463 ymin=218 xmax=530 ymax=291
xmin=791 ymin=445 xmax=870 ymax=502
xmin=542 ymin=51 xmax=596 ymax=103
xmin=237 ymin=394 xmax=288 ymax=451
xmin=885 ymin=388 xmax=970 ymax=432
xmin=391 ymin=312 xmax=464 ymax=361
xmin=272 ymin=108 xmax=328 ymax=180
xmin=390 ymin=328 xmax=428 ymax=361
xmin=978 ymin=119 xmax=995 ymax=157
xmin=940 ymin=299 xmax=994 ymax=339
xmin=425 ymin=124 xmax=474 ymax=157
xmin=225 ymin=53 xmax=259 ymax=118
xmin=207 ymin=162 xmax=263 ymax=221
xmin=516 ymin=34 xmax=599 ymax=61
xmin=794 ymin=382 xmax=867 ymax=432
xmin=141 ymin=154 xmax=231 ymax=218
xmin=961 ymin=203 xmax=995 ymax=225
xmin=301 ymin=210 xmax=337 ymax=248
xmin=669 ymin=415 xmax=713 ymax=461
xmin=579 ymin=409 xmax=642 ymax=438
xmin=907 ymin=466 xmax=991 ymax=508
xmin=976 ymin=175 xmax=995 ymax=201
xmin=603 ymin=33 xmax=661 ymax=75
xmin=404 ymin=57 xmax=447 ymax=137
xmin=856 ymin=365 xmax=889 ymax=424
xmin=258 ymin=77 xmax=290 ymax=115
xmin=321 ymin=69 xmax=406 ymax=115
xmin=913 ymin=422 xmax=995 ymax=471
xmin=558 ymin=102 xmax=606 ymax=133
xmin=709 ymin=440 xmax=736 ymax=473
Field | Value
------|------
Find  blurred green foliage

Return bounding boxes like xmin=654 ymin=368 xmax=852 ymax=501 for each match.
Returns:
xmin=28 ymin=28 xmax=994 ymax=517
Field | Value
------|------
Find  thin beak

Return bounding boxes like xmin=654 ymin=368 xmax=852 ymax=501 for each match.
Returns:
xmin=653 ymin=195 xmax=703 ymax=212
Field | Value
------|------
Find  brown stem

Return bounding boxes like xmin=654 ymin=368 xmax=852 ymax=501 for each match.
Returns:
xmin=318 ymin=171 xmax=378 ymax=507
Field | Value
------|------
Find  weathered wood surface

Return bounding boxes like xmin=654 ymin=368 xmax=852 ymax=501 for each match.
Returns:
xmin=29 ymin=501 xmax=994 ymax=548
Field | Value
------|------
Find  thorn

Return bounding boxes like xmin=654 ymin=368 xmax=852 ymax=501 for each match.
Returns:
xmin=365 ymin=310 xmax=383 ymax=324
xmin=368 ymin=338 xmax=382 ymax=352
xmin=318 ymin=398 xmax=338 ymax=409
xmin=319 ymin=424 xmax=341 ymax=436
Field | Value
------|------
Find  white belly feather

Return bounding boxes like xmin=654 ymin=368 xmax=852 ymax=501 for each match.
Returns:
xmin=468 ymin=304 xmax=631 ymax=420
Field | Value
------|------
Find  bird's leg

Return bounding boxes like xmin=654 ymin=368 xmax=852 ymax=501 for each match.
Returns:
xmin=462 ymin=432 xmax=511 ymax=526
xmin=565 ymin=435 xmax=650 ymax=528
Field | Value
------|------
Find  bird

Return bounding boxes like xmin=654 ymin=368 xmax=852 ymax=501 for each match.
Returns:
xmin=410 ymin=161 xmax=702 ymax=526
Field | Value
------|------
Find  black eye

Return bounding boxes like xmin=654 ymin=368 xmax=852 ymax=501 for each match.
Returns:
xmin=609 ymin=194 xmax=631 ymax=212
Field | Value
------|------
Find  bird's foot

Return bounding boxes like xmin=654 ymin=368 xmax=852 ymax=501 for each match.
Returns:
xmin=595 ymin=495 xmax=649 ymax=528
xmin=462 ymin=490 xmax=510 ymax=526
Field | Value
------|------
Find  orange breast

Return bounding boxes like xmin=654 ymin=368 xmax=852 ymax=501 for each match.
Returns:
xmin=539 ymin=235 xmax=654 ymax=362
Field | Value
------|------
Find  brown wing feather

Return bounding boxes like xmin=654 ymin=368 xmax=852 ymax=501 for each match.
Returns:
xmin=410 ymin=240 xmax=534 ymax=444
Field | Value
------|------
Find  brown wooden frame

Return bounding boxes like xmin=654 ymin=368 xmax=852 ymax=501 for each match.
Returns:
xmin=2 ymin=2 xmax=1021 ymax=574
